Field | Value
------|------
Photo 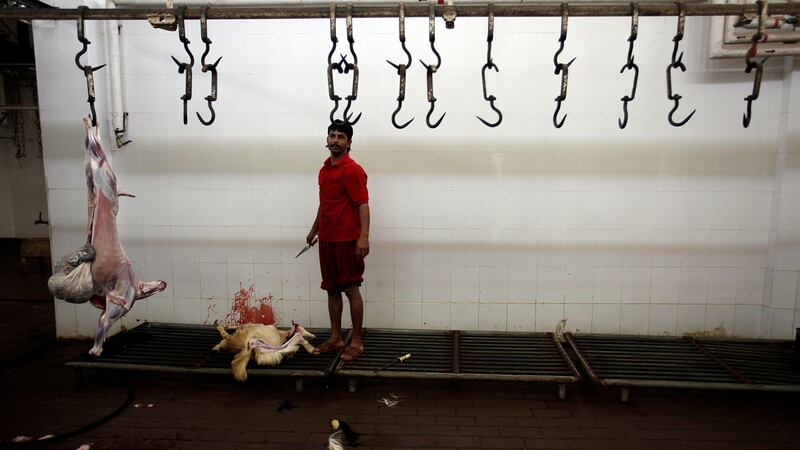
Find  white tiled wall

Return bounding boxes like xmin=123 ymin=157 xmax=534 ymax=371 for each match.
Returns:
xmin=35 ymin=4 xmax=800 ymax=339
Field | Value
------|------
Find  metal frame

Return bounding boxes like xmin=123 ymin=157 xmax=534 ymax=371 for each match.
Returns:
xmin=1 ymin=3 xmax=799 ymax=20
xmin=565 ymin=333 xmax=800 ymax=399
xmin=64 ymin=322 xmax=348 ymax=391
xmin=335 ymin=328 xmax=580 ymax=396
xmin=709 ymin=0 xmax=800 ymax=58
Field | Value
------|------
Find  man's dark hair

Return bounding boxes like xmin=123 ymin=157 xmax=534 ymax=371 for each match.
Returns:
xmin=328 ymin=120 xmax=353 ymax=141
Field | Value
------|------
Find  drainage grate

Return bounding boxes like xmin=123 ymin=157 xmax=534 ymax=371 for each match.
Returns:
xmin=459 ymin=331 xmax=580 ymax=382
xmin=696 ymin=339 xmax=800 ymax=389
xmin=566 ymin=333 xmax=741 ymax=387
xmin=335 ymin=329 xmax=454 ymax=378
xmin=335 ymin=329 xmax=580 ymax=384
xmin=566 ymin=333 xmax=800 ymax=393
xmin=65 ymin=322 xmax=341 ymax=379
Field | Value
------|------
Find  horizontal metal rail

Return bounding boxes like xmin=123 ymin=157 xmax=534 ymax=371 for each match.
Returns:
xmin=1 ymin=3 xmax=799 ymax=20
xmin=0 ymin=105 xmax=39 ymax=111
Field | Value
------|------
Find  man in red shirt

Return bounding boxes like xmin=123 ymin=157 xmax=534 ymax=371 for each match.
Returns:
xmin=307 ymin=120 xmax=369 ymax=361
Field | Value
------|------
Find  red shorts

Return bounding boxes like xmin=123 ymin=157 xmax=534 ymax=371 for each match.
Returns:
xmin=318 ymin=240 xmax=365 ymax=292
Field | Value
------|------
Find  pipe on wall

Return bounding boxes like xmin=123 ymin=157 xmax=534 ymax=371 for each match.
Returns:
xmin=106 ymin=0 xmax=128 ymax=148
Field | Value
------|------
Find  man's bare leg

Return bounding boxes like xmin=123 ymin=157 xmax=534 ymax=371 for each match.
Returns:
xmin=315 ymin=290 xmax=345 ymax=353
xmin=343 ymin=285 xmax=364 ymax=353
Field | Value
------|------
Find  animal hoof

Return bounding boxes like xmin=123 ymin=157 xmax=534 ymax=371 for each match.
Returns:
xmin=88 ymin=347 xmax=102 ymax=357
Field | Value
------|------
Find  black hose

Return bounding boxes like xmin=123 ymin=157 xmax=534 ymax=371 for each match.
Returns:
xmin=0 ymin=379 xmax=135 ymax=447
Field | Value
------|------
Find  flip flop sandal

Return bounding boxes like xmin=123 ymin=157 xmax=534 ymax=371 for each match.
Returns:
xmin=340 ymin=346 xmax=364 ymax=362
xmin=314 ymin=341 xmax=344 ymax=354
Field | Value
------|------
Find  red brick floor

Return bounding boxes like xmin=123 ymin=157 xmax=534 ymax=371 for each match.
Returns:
xmin=2 ymin=343 xmax=800 ymax=450
xmin=1 ymin=256 xmax=800 ymax=450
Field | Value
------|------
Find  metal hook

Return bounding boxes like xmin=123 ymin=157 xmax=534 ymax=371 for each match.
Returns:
xmin=75 ymin=6 xmax=106 ymax=127
xmin=326 ymin=4 xmax=342 ymax=123
xmin=387 ymin=3 xmax=414 ymax=129
xmin=743 ymin=54 xmax=766 ymax=128
xmin=326 ymin=4 xmax=360 ymax=125
xmin=477 ymin=4 xmax=502 ymax=128
xmin=342 ymin=4 xmax=362 ymax=125
xmin=619 ymin=3 xmax=639 ymax=129
xmin=552 ymin=3 xmax=575 ymax=129
xmin=666 ymin=3 xmax=695 ymax=127
xmin=170 ymin=7 xmax=194 ymax=125
xmin=420 ymin=3 xmax=445 ymax=128
xmin=196 ymin=7 xmax=221 ymax=126
xmin=743 ymin=0 xmax=768 ymax=128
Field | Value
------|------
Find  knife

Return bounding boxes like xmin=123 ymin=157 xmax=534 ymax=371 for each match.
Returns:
xmin=295 ymin=238 xmax=318 ymax=258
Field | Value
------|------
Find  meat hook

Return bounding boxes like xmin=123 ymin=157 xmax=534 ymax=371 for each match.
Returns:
xmin=743 ymin=0 xmax=769 ymax=128
xmin=170 ymin=7 xmax=194 ymax=125
xmin=197 ymin=7 xmax=221 ymax=126
xmin=326 ymin=4 xmax=342 ymax=123
xmin=553 ymin=3 xmax=575 ymax=129
xmin=75 ymin=6 xmax=106 ymax=127
xmin=420 ymin=3 xmax=445 ymax=128
xmin=619 ymin=3 xmax=639 ymax=129
xmin=666 ymin=3 xmax=695 ymax=127
xmin=476 ymin=4 xmax=502 ymax=128
xmin=386 ymin=3 xmax=414 ymax=129
xmin=342 ymin=5 xmax=362 ymax=125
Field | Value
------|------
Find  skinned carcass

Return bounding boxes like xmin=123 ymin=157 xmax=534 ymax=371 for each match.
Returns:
xmin=48 ymin=118 xmax=167 ymax=356
xmin=212 ymin=321 xmax=316 ymax=382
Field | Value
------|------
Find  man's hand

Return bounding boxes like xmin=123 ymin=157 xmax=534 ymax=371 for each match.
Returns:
xmin=356 ymin=235 xmax=369 ymax=258
xmin=307 ymin=231 xmax=318 ymax=246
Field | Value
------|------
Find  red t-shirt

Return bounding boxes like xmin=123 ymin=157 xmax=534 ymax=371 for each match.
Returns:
xmin=318 ymin=153 xmax=369 ymax=242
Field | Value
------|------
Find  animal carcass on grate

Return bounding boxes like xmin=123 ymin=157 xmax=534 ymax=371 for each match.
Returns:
xmin=213 ymin=321 xmax=317 ymax=382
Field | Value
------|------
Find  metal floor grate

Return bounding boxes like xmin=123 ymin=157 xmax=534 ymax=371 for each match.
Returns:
xmin=335 ymin=329 xmax=454 ymax=378
xmin=459 ymin=331 xmax=579 ymax=382
xmin=696 ymin=339 xmax=800 ymax=389
xmin=566 ymin=333 xmax=800 ymax=393
xmin=335 ymin=329 xmax=580 ymax=384
xmin=65 ymin=322 xmax=341 ymax=379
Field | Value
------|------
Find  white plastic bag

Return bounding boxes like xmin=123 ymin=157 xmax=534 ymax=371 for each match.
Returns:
xmin=48 ymin=261 xmax=93 ymax=303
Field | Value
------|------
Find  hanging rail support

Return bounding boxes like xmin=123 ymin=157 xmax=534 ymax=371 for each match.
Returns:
xmin=197 ymin=6 xmax=222 ymax=126
xmin=618 ymin=2 xmax=639 ymax=129
xmin=553 ymin=3 xmax=576 ymax=129
xmin=420 ymin=2 xmax=445 ymax=129
xmin=386 ymin=3 xmax=413 ymax=129
xmin=75 ymin=6 xmax=107 ymax=127
xmin=170 ymin=7 xmax=194 ymax=125
xmin=666 ymin=2 xmax=695 ymax=127
xmin=477 ymin=3 xmax=502 ymax=128
xmin=743 ymin=0 xmax=769 ymax=128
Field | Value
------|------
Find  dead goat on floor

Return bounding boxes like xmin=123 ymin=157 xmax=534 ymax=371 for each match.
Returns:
xmin=212 ymin=321 xmax=316 ymax=382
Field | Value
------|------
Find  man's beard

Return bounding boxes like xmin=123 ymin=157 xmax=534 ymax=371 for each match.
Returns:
xmin=327 ymin=144 xmax=345 ymax=154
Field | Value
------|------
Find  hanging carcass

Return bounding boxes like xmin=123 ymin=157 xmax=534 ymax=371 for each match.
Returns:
xmin=48 ymin=118 xmax=167 ymax=356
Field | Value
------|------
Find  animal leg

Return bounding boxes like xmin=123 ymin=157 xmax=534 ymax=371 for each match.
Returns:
xmin=299 ymin=337 xmax=316 ymax=354
xmin=89 ymin=286 xmax=134 ymax=356
xmin=231 ymin=348 xmax=254 ymax=382
xmin=212 ymin=321 xmax=231 ymax=352
xmin=136 ymin=279 xmax=168 ymax=301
